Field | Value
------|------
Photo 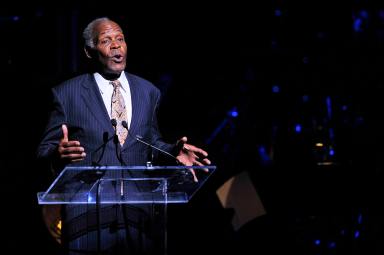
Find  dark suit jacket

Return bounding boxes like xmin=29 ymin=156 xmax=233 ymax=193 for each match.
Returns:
xmin=37 ymin=72 xmax=175 ymax=254
xmin=37 ymin=71 xmax=175 ymax=167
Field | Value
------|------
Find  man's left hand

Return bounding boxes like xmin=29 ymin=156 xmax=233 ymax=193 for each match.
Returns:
xmin=175 ymin=136 xmax=211 ymax=182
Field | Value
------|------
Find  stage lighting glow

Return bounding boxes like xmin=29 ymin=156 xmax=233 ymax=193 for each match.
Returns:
xmin=328 ymin=241 xmax=336 ymax=249
xmin=357 ymin=213 xmax=363 ymax=224
xmin=275 ymin=9 xmax=282 ymax=17
xmin=272 ymin=85 xmax=280 ymax=93
xmin=230 ymin=110 xmax=238 ymax=118
xmin=295 ymin=124 xmax=302 ymax=133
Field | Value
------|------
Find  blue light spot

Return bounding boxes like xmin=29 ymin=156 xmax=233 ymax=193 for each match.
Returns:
xmin=258 ymin=145 xmax=272 ymax=166
xmin=12 ymin=16 xmax=20 ymax=22
xmin=360 ymin=10 xmax=369 ymax=19
xmin=328 ymin=242 xmax=336 ymax=249
xmin=275 ymin=9 xmax=282 ymax=17
xmin=295 ymin=124 xmax=302 ymax=133
xmin=357 ymin=213 xmax=363 ymax=224
xmin=230 ymin=110 xmax=238 ymax=118
xmin=227 ymin=107 xmax=238 ymax=118
xmin=272 ymin=85 xmax=280 ymax=93
xmin=314 ymin=239 xmax=321 ymax=246
xmin=354 ymin=231 xmax=360 ymax=239
xmin=329 ymin=149 xmax=335 ymax=156
xmin=353 ymin=18 xmax=363 ymax=32
xmin=302 ymin=95 xmax=309 ymax=102
xmin=342 ymin=105 xmax=348 ymax=111
xmin=329 ymin=128 xmax=335 ymax=140
xmin=357 ymin=116 xmax=364 ymax=124
xmin=326 ymin=96 xmax=332 ymax=119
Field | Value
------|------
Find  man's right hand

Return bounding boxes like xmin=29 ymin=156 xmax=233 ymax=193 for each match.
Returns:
xmin=57 ymin=124 xmax=86 ymax=163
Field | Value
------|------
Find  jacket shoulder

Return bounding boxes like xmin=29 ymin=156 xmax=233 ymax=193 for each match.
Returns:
xmin=126 ymin=72 xmax=159 ymax=93
xmin=53 ymin=74 xmax=92 ymax=93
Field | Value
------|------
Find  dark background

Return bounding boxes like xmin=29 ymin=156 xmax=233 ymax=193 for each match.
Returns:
xmin=1 ymin=1 xmax=384 ymax=254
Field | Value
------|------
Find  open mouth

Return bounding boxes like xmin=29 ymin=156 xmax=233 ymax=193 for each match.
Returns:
xmin=111 ymin=54 xmax=123 ymax=63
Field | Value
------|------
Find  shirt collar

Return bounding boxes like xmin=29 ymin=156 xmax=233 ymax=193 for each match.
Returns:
xmin=94 ymin=71 xmax=129 ymax=94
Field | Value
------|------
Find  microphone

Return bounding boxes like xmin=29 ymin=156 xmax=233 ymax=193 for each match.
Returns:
xmin=122 ymin=121 xmax=205 ymax=183
xmin=111 ymin=119 xmax=117 ymax=128
xmin=111 ymin=119 xmax=125 ymax=166
xmin=121 ymin=120 xmax=128 ymax=130
xmin=121 ymin=120 xmax=177 ymax=161
xmin=91 ymin=131 xmax=114 ymax=166
xmin=110 ymin=119 xmax=120 ymax=144
xmin=91 ymin=119 xmax=124 ymax=166
xmin=135 ymin=135 xmax=177 ymax=160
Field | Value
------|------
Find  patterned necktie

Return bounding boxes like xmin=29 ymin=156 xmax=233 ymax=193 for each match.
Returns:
xmin=110 ymin=80 xmax=128 ymax=145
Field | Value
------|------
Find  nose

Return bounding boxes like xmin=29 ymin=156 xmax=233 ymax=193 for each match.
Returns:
xmin=110 ymin=39 xmax=121 ymax=49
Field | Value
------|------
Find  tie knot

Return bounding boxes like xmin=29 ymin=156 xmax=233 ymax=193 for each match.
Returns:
xmin=110 ymin=80 xmax=121 ymax=89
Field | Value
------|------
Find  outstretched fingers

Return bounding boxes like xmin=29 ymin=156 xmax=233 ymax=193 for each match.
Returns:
xmin=183 ymin=144 xmax=208 ymax=158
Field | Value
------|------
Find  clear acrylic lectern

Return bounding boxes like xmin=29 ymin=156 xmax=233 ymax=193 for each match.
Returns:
xmin=37 ymin=165 xmax=216 ymax=254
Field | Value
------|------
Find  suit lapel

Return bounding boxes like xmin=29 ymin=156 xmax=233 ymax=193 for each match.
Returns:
xmin=122 ymin=73 xmax=144 ymax=149
xmin=80 ymin=72 xmax=145 ymax=150
xmin=81 ymin=74 xmax=115 ymax=134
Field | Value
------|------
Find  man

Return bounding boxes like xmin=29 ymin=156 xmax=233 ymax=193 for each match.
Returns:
xmin=37 ymin=17 xmax=210 ymax=254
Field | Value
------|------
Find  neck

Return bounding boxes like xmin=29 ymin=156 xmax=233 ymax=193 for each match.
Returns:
xmin=99 ymin=71 xmax=122 ymax=81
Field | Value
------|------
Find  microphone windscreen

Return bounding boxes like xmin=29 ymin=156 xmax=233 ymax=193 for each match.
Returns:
xmin=103 ymin=132 xmax=109 ymax=143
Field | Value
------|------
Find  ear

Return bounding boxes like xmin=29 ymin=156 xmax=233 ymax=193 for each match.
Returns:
xmin=84 ymin=46 xmax=92 ymax=59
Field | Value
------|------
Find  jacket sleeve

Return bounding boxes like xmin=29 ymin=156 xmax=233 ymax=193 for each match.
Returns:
xmin=150 ymin=88 xmax=177 ymax=159
xmin=36 ymin=88 xmax=66 ymax=163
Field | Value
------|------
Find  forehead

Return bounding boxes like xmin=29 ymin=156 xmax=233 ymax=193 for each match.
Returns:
xmin=95 ymin=21 xmax=124 ymax=37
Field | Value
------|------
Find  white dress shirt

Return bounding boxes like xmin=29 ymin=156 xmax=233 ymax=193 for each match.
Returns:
xmin=94 ymin=72 xmax=132 ymax=129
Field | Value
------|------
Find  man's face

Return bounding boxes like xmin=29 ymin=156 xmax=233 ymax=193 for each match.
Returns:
xmin=93 ymin=20 xmax=127 ymax=75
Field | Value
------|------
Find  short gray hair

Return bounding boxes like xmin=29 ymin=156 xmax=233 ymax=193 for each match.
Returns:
xmin=82 ymin=17 xmax=111 ymax=49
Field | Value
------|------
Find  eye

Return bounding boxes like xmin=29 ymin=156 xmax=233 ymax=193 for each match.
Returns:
xmin=100 ymin=39 xmax=110 ymax=45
